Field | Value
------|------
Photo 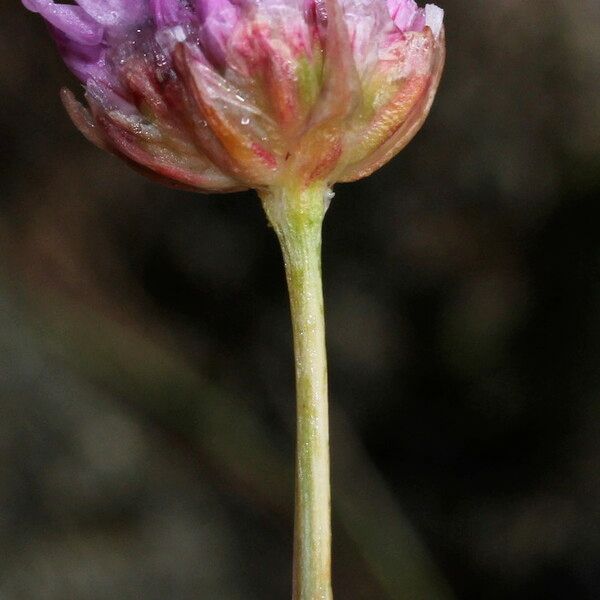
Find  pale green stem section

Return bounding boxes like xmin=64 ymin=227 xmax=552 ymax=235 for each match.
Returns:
xmin=260 ymin=184 xmax=332 ymax=600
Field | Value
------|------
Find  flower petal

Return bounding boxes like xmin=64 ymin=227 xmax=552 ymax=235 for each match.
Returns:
xmin=75 ymin=0 xmax=147 ymax=27
xmin=425 ymin=4 xmax=444 ymax=39
xmin=341 ymin=0 xmax=392 ymax=75
xmin=150 ymin=0 xmax=189 ymax=27
xmin=195 ymin=0 xmax=235 ymax=21
xmin=50 ymin=27 xmax=106 ymax=81
xmin=196 ymin=0 xmax=239 ymax=67
xmin=22 ymin=0 xmax=104 ymax=45
xmin=387 ymin=0 xmax=422 ymax=31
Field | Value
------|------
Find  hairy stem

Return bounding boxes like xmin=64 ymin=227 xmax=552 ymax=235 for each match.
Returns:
xmin=260 ymin=184 xmax=333 ymax=600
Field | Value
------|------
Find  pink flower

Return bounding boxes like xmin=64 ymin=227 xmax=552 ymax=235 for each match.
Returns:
xmin=23 ymin=0 xmax=445 ymax=192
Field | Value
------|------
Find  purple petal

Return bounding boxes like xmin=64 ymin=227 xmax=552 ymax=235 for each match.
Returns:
xmin=75 ymin=0 xmax=147 ymax=27
xmin=51 ymin=27 xmax=107 ymax=81
xmin=195 ymin=0 xmax=234 ymax=21
xmin=22 ymin=0 xmax=104 ymax=45
xmin=150 ymin=0 xmax=186 ymax=27
xmin=196 ymin=0 xmax=240 ymax=68
xmin=386 ymin=0 xmax=444 ymax=37
xmin=387 ymin=0 xmax=421 ymax=31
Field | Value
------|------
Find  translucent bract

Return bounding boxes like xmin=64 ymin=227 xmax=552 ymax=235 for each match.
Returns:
xmin=23 ymin=0 xmax=445 ymax=192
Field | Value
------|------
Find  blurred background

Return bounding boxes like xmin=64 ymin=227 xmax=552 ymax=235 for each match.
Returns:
xmin=1 ymin=1 xmax=599 ymax=598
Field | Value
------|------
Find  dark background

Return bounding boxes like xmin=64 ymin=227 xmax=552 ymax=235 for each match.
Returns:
xmin=1 ymin=1 xmax=599 ymax=598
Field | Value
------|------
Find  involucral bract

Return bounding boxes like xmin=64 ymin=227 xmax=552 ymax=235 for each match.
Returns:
xmin=23 ymin=0 xmax=445 ymax=192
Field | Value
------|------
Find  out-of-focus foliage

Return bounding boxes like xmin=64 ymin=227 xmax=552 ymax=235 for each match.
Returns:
xmin=1 ymin=1 xmax=599 ymax=599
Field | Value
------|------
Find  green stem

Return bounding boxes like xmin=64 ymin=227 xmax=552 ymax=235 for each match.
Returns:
xmin=260 ymin=183 xmax=333 ymax=600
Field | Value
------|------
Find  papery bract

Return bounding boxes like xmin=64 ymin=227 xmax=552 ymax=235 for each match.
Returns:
xmin=23 ymin=0 xmax=445 ymax=192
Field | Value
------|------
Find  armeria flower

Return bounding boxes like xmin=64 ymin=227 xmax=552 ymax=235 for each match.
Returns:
xmin=23 ymin=0 xmax=445 ymax=193
xmin=22 ymin=3 xmax=446 ymax=598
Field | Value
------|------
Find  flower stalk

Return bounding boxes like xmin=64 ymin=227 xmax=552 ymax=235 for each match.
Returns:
xmin=261 ymin=184 xmax=332 ymax=600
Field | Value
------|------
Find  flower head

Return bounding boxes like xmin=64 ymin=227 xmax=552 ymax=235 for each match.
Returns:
xmin=23 ymin=0 xmax=445 ymax=192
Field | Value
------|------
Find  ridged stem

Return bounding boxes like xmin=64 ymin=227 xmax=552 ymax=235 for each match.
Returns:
xmin=260 ymin=183 xmax=333 ymax=600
